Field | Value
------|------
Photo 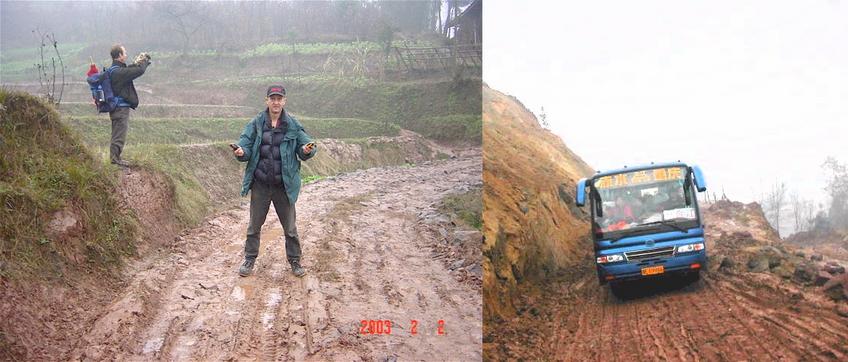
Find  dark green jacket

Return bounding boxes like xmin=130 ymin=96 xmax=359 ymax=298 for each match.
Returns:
xmin=236 ymin=110 xmax=316 ymax=202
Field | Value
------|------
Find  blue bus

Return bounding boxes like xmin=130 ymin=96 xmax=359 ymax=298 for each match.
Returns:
xmin=575 ymin=162 xmax=708 ymax=287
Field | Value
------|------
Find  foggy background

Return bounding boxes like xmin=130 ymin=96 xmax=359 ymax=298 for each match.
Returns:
xmin=484 ymin=0 xmax=848 ymax=237
xmin=0 ymin=1 xmax=441 ymax=50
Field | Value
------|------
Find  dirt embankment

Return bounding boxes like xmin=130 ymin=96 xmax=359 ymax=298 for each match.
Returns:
xmin=0 ymin=91 xmax=139 ymax=360
xmin=304 ymin=129 xmax=456 ymax=178
xmin=0 ymin=165 xmax=186 ymax=360
xmin=70 ymin=153 xmax=482 ymax=361
xmin=705 ymin=200 xmax=848 ymax=304
xmin=486 ymin=199 xmax=848 ymax=361
xmin=786 ymin=227 xmax=848 ymax=262
xmin=482 ymin=86 xmax=594 ymax=324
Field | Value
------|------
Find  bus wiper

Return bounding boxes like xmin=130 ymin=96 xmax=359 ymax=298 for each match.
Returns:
xmin=640 ymin=220 xmax=688 ymax=233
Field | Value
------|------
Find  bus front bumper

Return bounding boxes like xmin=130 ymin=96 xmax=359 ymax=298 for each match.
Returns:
xmin=596 ymin=250 xmax=707 ymax=284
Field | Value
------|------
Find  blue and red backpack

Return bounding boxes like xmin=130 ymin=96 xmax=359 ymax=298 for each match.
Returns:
xmin=86 ymin=64 xmax=127 ymax=113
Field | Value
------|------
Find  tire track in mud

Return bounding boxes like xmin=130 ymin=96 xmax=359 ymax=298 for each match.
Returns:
xmin=676 ymin=282 xmax=737 ymax=361
xmin=629 ymin=301 xmax=651 ymax=362
xmin=708 ymin=277 xmax=848 ymax=360
xmin=702 ymin=277 xmax=803 ymax=361
xmin=718 ymin=277 xmax=848 ymax=356
xmin=655 ymin=296 xmax=695 ymax=362
xmin=301 ymin=157 xmax=482 ymax=360
xmin=532 ymin=270 xmax=848 ymax=362
xmin=72 ymin=153 xmax=482 ymax=361
xmin=554 ymin=275 xmax=593 ymax=359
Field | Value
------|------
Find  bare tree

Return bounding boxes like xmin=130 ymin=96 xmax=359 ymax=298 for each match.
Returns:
xmin=154 ymin=2 xmax=209 ymax=56
xmin=790 ymin=191 xmax=804 ymax=233
xmin=538 ymin=106 xmax=549 ymax=129
xmin=803 ymin=200 xmax=816 ymax=232
xmin=822 ymin=157 xmax=848 ymax=232
xmin=763 ymin=182 xmax=787 ymax=237
xmin=33 ymin=29 xmax=65 ymax=106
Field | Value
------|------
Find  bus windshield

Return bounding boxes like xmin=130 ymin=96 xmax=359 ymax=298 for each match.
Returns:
xmin=592 ymin=166 xmax=697 ymax=235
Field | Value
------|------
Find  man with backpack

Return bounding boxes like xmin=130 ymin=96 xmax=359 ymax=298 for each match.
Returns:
xmin=107 ymin=44 xmax=150 ymax=167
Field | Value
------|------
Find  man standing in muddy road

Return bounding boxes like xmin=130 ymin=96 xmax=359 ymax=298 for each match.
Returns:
xmin=232 ymin=85 xmax=316 ymax=277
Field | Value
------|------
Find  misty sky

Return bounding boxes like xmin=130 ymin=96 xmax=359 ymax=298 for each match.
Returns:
xmin=484 ymin=0 xmax=847 ymax=225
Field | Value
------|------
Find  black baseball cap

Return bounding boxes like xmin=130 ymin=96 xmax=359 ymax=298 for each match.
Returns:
xmin=266 ymin=85 xmax=286 ymax=97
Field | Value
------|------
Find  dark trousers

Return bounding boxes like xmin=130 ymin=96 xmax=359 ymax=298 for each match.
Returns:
xmin=109 ymin=107 xmax=130 ymax=162
xmin=245 ymin=181 xmax=301 ymax=263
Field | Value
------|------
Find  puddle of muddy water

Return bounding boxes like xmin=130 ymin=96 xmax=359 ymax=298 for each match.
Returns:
xmin=261 ymin=312 xmax=275 ymax=330
xmin=266 ymin=289 xmax=282 ymax=307
xmin=260 ymin=289 xmax=283 ymax=330
xmin=224 ymin=228 xmax=281 ymax=251
xmin=142 ymin=337 xmax=164 ymax=354
xmin=230 ymin=283 xmax=256 ymax=301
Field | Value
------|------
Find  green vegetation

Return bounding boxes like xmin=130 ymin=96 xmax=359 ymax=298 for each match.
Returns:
xmin=136 ymin=40 xmax=435 ymax=59
xmin=439 ymin=188 xmax=483 ymax=230
xmin=243 ymin=41 xmax=379 ymax=57
xmin=0 ymin=42 xmax=87 ymax=63
xmin=284 ymin=76 xmax=482 ymax=127
xmin=303 ymin=175 xmax=325 ymax=184
xmin=199 ymin=73 xmax=375 ymax=88
xmin=127 ymin=143 xmax=243 ymax=226
xmin=59 ymin=103 xmax=255 ymax=119
xmin=121 ymin=138 xmax=429 ymax=226
xmin=299 ymin=117 xmax=400 ymax=139
xmin=65 ymin=117 xmax=249 ymax=147
xmin=74 ymin=71 xmax=481 ymax=135
xmin=0 ymin=42 xmax=89 ymax=82
xmin=5 ymin=38 xmax=481 ymax=145
xmin=0 ymin=90 xmax=137 ymax=279
xmin=299 ymin=136 xmax=433 ymax=178
xmin=403 ymin=114 xmax=481 ymax=144
xmin=63 ymin=116 xmax=400 ymax=149
xmin=99 ymin=135 xmax=430 ymax=229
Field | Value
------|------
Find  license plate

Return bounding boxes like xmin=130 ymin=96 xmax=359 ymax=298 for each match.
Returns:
xmin=641 ymin=265 xmax=665 ymax=276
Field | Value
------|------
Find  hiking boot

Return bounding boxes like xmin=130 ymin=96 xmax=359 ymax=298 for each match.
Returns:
xmin=290 ymin=260 xmax=306 ymax=277
xmin=111 ymin=159 xmax=130 ymax=167
xmin=238 ymin=258 xmax=255 ymax=277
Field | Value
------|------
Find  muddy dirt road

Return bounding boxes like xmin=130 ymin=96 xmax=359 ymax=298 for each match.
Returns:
xmin=489 ymin=267 xmax=848 ymax=361
xmin=72 ymin=153 xmax=482 ymax=361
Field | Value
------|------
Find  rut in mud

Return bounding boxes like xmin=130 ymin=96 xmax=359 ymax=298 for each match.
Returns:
xmin=72 ymin=153 xmax=482 ymax=361
xmin=489 ymin=266 xmax=848 ymax=361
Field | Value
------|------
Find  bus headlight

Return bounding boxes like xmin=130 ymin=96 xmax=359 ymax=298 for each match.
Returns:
xmin=677 ymin=243 xmax=705 ymax=253
xmin=597 ymin=254 xmax=624 ymax=264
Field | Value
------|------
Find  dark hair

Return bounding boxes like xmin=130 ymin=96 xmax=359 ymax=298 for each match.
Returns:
xmin=110 ymin=44 xmax=124 ymax=60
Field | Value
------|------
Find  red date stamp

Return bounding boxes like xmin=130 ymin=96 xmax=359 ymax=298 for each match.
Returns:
xmin=359 ymin=320 xmax=393 ymax=335
xmin=359 ymin=320 xmax=446 ymax=335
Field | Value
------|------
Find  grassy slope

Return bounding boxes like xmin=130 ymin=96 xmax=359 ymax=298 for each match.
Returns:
xmin=440 ymin=188 xmax=483 ymax=230
xmin=406 ymin=114 xmax=482 ymax=145
xmin=0 ymin=90 xmax=137 ymax=280
xmin=64 ymin=116 xmax=401 ymax=148
xmin=3 ymin=39 xmax=482 ymax=145
xmin=58 ymin=76 xmax=482 ymax=143
xmin=128 ymin=143 xmax=243 ymax=226
xmin=0 ymin=41 xmax=412 ymax=82
xmin=123 ymin=136 xmax=438 ymax=227
xmin=246 ymin=76 xmax=482 ymax=126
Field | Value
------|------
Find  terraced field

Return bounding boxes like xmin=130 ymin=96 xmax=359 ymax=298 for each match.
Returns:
xmin=1 ymin=39 xmax=483 ymax=360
